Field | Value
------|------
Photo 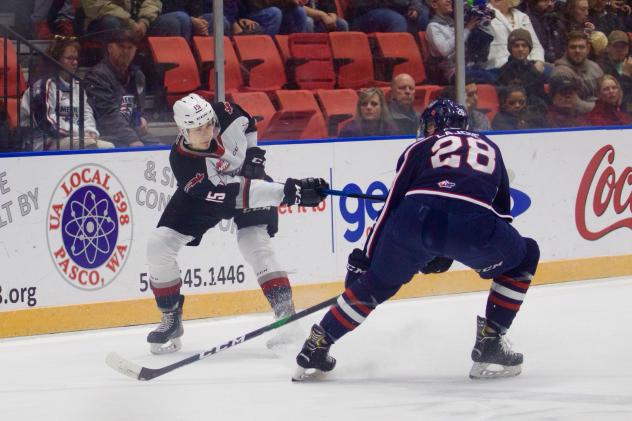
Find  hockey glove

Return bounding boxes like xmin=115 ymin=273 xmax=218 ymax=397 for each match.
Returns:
xmin=345 ymin=248 xmax=370 ymax=288
xmin=283 ymin=177 xmax=329 ymax=207
xmin=240 ymin=147 xmax=267 ymax=180
xmin=420 ymin=256 xmax=454 ymax=274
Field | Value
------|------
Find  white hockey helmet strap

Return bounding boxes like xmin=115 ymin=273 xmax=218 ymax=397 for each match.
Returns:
xmin=173 ymin=93 xmax=218 ymax=141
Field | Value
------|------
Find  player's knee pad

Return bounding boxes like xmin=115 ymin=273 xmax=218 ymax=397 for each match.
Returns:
xmin=237 ymin=225 xmax=285 ymax=281
xmin=506 ymin=237 xmax=540 ymax=281
xmin=146 ymin=226 xmax=192 ymax=287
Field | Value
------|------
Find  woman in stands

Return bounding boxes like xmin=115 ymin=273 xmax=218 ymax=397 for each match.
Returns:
xmin=339 ymin=88 xmax=398 ymax=138
xmin=588 ymin=74 xmax=632 ymax=125
xmin=20 ymin=37 xmax=114 ymax=150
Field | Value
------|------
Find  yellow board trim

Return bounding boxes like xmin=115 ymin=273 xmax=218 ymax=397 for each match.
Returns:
xmin=1 ymin=255 xmax=631 ymax=338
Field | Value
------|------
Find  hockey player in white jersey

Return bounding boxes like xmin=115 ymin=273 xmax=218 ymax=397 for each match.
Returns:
xmin=146 ymin=93 xmax=328 ymax=354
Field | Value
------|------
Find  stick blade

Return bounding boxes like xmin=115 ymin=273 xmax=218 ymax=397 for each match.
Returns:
xmin=105 ymin=352 xmax=144 ymax=381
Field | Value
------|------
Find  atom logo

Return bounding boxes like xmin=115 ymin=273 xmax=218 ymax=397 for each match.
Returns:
xmin=47 ymin=164 xmax=133 ymax=291
xmin=62 ymin=186 xmax=119 ymax=269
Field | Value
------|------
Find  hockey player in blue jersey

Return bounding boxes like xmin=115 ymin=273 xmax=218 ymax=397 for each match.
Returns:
xmin=293 ymin=98 xmax=540 ymax=381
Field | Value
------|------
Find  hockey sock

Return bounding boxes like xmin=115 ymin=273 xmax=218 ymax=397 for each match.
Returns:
xmin=151 ymin=279 xmax=183 ymax=311
xmin=261 ymin=277 xmax=295 ymax=318
xmin=320 ymin=276 xmax=386 ymax=343
xmin=485 ymin=272 xmax=531 ymax=334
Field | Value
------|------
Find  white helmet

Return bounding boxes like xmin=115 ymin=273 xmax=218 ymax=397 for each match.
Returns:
xmin=173 ymin=93 xmax=218 ymax=141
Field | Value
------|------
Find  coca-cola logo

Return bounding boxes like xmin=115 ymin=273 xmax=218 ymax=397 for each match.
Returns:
xmin=575 ymin=144 xmax=631 ymax=240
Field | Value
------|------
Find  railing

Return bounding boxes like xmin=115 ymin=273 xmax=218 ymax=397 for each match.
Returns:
xmin=1 ymin=22 xmax=86 ymax=151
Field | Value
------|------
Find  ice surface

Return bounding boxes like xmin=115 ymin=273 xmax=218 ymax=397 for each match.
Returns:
xmin=1 ymin=277 xmax=631 ymax=421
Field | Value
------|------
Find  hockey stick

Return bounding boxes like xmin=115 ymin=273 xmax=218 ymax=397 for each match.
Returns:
xmin=105 ymin=296 xmax=338 ymax=381
xmin=320 ymin=188 xmax=387 ymax=202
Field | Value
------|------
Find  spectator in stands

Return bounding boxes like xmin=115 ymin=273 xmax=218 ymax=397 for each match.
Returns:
xmin=82 ymin=0 xmax=187 ymax=41
xmin=497 ymin=28 xmax=548 ymax=110
xmin=347 ymin=0 xmax=429 ymax=34
xmin=20 ymin=38 xmax=114 ymax=150
xmin=31 ymin=0 xmax=75 ymax=39
xmin=525 ymin=0 xmax=565 ymax=63
xmin=244 ymin=0 xmax=310 ymax=34
xmin=485 ymin=0 xmax=546 ymax=72
xmin=492 ymin=85 xmax=545 ymax=129
xmin=305 ymin=0 xmax=349 ymax=32
xmin=559 ymin=0 xmax=595 ymax=41
xmin=84 ymin=29 xmax=160 ymax=147
xmin=544 ymin=74 xmax=588 ymax=127
xmin=588 ymin=74 xmax=632 ymax=125
xmin=426 ymin=0 xmax=490 ymax=84
xmin=339 ymin=88 xmax=398 ymax=138
xmin=589 ymin=30 xmax=609 ymax=59
xmin=597 ymin=30 xmax=632 ymax=113
xmin=588 ymin=0 xmax=623 ymax=35
xmin=441 ymin=80 xmax=492 ymax=131
xmin=552 ymin=30 xmax=604 ymax=112
xmin=389 ymin=73 xmax=418 ymax=135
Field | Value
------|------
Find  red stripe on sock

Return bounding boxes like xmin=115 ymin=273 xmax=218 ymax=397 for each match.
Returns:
xmin=151 ymin=280 xmax=182 ymax=297
xmin=498 ymin=275 xmax=530 ymax=290
xmin=331 ymin=306 xmax=356 ymax=331
xmin=490 ymin=295 xmax=522 ymax=311
xmin=260 ymin=277 xmax=290 ymax=294
xmin=345 ymin=289 xmax=372 ymax=316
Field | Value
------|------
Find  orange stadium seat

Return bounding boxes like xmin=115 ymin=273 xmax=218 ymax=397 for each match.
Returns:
xmin=192 ymin=36 xmax=243 ymax=95
xmin=418 ymin=31 xmax=431 ymax=62
xmin=0 ymin=38 xmax=27 ymax=99
xmin=372 ymin=32 xmax=428 ymax=84
xmin=233 ymin=35 xmax=287 ymax=92
xmin=287 ymin=33 xmax=336 ymax=90
xmin=335 ymin=0 xmax=349 ymax=17
xmin=231 ymin=91 xmax=316 ymax=141
xmin=315 ymin=88 xmax=358 ymax=136
xmin=476 ymin=84 xmax=499 ymax=121
xmin=329 ymin=32 xmax=388 ymax=89
xmin=274 ymin=35 xmax=290 ymax=64
xmin=274 ymin=90 xmax=328 ymax=139
xmin=0 ymin=98 xmax=19 ymax=129
xmin=147 ymin=37 xmax=212 ymax=106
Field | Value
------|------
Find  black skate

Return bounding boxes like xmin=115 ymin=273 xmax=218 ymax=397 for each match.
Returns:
xmin=292 ymin=324 xmax=336 ymax=382
xmin=147 ymin=296 xmax=185 ymax=355
xmin=470 ymin=316 xmax=523 ymax=379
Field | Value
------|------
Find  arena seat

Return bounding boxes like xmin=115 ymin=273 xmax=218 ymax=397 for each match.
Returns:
xmin=476 ymin=84 xmax=499 ymax=121
xmin=0 ymin=38 xmax=27 ymax=99
xmin=192 ymin=36 xmax=243 ymax=95
xmin=274 ymin=90 xmax=328 ymax=139
xmin=233 ymin=35 xmax=287 ymax=92
xmin=147 ymin=37 xmax=212 ymax=105
xmin=274 ymin=35 xmax=290 ymax=64
xmin=417 ymin=31 xmax=431 ymax=62
xmin=372 ymin=32 xmax=428 ymax=84
xmin=315 ymin=88 xmax=358 ymax=136
xmin=287 ymin=33 xmax=336 ymax=90
xmin=329 ymin=32 xmax=388 ymax=89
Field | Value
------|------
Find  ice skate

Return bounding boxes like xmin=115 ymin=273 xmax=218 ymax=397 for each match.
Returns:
xmin=469 ymin=316 xmax=523 ymax=379
xmin=147 ymin=296 xmax=184 ymax=355
xmin=292 ymin=324 xmax=336 ymax=382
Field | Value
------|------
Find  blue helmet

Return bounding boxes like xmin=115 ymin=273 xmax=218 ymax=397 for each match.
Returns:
xmin=419 ymin=98 xmax=468 ymax=138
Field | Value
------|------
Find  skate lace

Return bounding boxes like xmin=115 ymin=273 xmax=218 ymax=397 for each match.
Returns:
xmin=499 ymin=336 xmax=515 ymax=356
xmin=156 ymin=312 xmax=176 ymax=332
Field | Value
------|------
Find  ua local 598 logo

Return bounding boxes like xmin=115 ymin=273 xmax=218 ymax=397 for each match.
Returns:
xmin=46 ymin=164 xmax=132 ymax=290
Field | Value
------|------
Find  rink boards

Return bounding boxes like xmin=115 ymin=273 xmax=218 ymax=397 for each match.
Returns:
xmin=0 ymin=127 xmax=630 ymax=338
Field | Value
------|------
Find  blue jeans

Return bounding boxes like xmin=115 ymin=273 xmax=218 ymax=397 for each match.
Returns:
xmin=200 ymin=13 xmax=232 ymax=36
xmin=148 ymin=11 xmax=191 ymax=38
xmin=351 ymin=8 xmax=407 ymax=32
xmin=280 ymin=6 xmax=309 ymax=34
xmin=305 ymin=16 xmax=349 ymax=32
xmin=248 ymin=7 xmax=283 ymax=36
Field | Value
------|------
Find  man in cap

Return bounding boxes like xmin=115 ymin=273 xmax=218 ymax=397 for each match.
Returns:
xmin=497 ymin=28 xmax=548 ymax=110
xmin=544 ymin=75 xmax=587 ymax=127
xmin=597 ymin=30 xmax=632 ymax=113
xmin=552 ymin=30 xmax=604 ymax=113
xmin=84 ymin=28 xmax=161 ymax=147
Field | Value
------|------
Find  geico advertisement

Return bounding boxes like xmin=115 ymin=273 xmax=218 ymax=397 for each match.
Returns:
xmin=0 ymin=129 xmax=630 ymax=311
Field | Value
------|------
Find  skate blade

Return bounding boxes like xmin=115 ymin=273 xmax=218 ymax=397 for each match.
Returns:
xmin=150 ymin=337 xmax=182 ymax=355
xmin=469 ymin=362 xmax=522 ymax=379
xmin=291 ymin=366 xmax=327 ymax=382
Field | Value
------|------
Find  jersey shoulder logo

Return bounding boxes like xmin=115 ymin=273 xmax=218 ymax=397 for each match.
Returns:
xmin=184 ymin=172 xmax=205 ymax=193
xmin=46 ymin=164 xmax=132 ymax=291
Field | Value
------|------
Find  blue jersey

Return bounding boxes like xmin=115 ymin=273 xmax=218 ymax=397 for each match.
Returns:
xmin=366 ymin=129 xmax=512 ymax=257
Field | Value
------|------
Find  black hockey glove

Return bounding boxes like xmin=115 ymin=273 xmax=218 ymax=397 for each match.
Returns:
xmin=345 ymin=248 xmax=370 ymax=288
xmin=240 ymin=147 xmax=267 ymax=180
xmin=282 ymin=177 xmax=329 ymax=207
xmin=420 ymin=256 xmax=454 ymax=274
